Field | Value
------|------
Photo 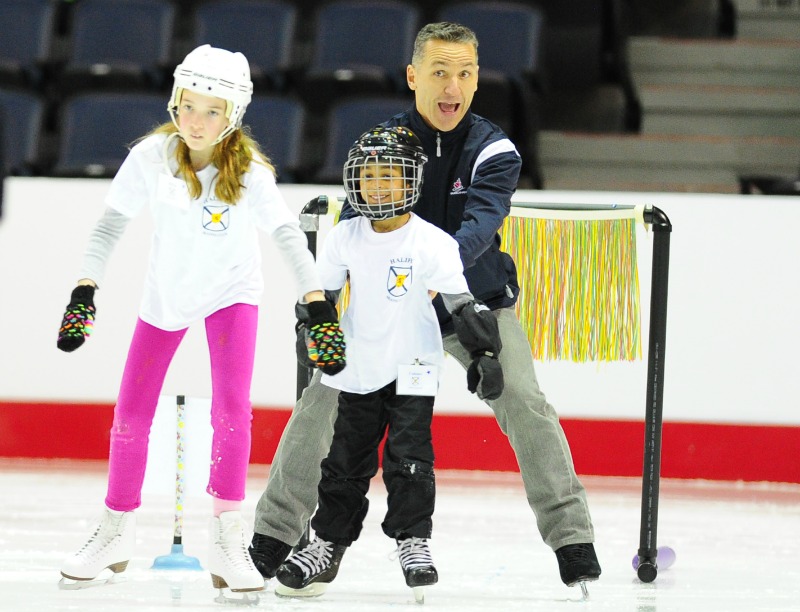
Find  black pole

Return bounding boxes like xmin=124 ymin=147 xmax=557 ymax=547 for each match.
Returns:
xmin=295 ymin=196 xmax=330 ymax=401
xmin=636 ymin=206 xmax=671 ymax=583
xmin=294 ymin=195 xmax=332 ymax=551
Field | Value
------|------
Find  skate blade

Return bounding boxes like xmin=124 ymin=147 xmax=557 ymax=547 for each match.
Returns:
xmin=214 ymin=589 xmax=261 ymax=606
xmin=274 ymin=581 xmax=328 ymax=598
xmin=58 ymin=572 xmax=125 ymax=590
xmin=568 ymin=579 xmax=596 ymax=601
xmin=413 ymin=586 xmax=426 ymax=604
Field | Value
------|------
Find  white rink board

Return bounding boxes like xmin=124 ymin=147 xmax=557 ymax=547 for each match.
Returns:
xmin=1 ymin=179 xmax=799 ymax=425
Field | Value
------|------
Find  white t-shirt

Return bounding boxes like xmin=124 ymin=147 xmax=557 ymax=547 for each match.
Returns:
xmin=319 ymin=214 xmax=469 ymax=394
xmin=105 ymin=133 xmax=301 ymax=330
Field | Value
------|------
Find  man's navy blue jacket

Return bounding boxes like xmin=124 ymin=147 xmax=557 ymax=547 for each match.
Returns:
xmin=340 ymin=106 xmax=521 ymax=331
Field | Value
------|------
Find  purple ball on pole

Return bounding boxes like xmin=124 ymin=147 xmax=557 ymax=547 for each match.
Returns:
xmin=632 ymin=546 xmax=676 ymax=571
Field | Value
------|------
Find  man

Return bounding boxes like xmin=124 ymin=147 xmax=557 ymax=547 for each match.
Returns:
xmin=250 ymin=22 xmax=601 ymax=591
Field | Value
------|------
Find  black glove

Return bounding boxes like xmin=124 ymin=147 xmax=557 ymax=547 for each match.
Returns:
xmin=57 ymin=285 xmax=96 ymax=353
xmin=452 ymin=300 xmax=504 ymax=400
xmin=295 ymin=300 xmax=346 ymax=375
xmin=467 ymin=352 xmax=504 ymax=400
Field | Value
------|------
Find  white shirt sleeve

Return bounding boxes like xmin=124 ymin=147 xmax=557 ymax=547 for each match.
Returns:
xmin=271 ymin=223 xmax=323 ymax=300
xmin=78 ymin=207 xmax=131 ymax=287
xmin=316 ymin=223 xmax=349 ymax=291
xmin=424 ymin=225 xmax=470 ymax=295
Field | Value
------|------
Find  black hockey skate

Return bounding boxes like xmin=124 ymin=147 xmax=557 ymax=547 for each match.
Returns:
xmin=248 ymin=533 xmax=292 ymax=579
xmin=555 ymin=543 xmax=601 ymax=600
xmin=396 ymin=537 xmax=438 ymax=604
xmin=274 ymin=537 xmax=347 ymax=598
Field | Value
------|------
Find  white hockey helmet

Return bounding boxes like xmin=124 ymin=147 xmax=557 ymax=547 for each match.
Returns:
xmin=168 ymin=44 xmax=253 ymax=144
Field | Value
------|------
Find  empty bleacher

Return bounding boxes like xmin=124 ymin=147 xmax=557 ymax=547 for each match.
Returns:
xmin=2 ymin=0 xmax=800 ymax=193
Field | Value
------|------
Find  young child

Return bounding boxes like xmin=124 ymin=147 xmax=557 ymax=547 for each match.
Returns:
xmin=274 ymin=126 xmax=504 ymax=600
xmin=55 ymin=45 xmax=345 ymax=596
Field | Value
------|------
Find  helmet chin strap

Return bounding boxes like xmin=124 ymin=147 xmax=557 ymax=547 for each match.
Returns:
xmin=168 ymin=105 xmax=238 ymax=147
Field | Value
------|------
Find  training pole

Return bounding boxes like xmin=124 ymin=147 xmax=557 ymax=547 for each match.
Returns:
xmin=151 ymin=395 xmax=203 ymax=570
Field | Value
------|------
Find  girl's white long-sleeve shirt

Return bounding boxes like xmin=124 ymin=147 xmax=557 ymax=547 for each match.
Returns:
xmin=79 ymin=133 xmax=321 ymax=331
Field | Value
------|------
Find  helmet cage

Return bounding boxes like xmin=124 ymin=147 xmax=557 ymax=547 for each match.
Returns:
xmin=343 ymin=128 xmax=427 ymax=220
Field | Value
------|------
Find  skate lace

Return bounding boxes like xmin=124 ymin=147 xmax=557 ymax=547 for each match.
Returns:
xmin=557 ymin=543 xmax=593 ymax=565
xmin=219 ymin=518 xmax=258 ymax=572
xmin=394 ymin=537 xmax=433 ymax=571
xmin=290 ymin=538 xmax=334 ymax=579
xmin=76 ymin=513 xmax=124 ymax=560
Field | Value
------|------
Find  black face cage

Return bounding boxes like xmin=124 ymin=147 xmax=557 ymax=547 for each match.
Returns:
xmin=343 ymin=152 xmax=424 ymax=220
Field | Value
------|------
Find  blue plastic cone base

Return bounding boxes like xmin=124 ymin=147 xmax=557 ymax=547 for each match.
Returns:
xmin=151 ymin=544 xmax=203 ymax=571
xmin=632 ymin=546 xmax=676 ymax=571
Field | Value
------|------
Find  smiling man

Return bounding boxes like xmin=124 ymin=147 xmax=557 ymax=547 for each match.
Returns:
xmin=250 ymin=22 xmax=602 ymax=596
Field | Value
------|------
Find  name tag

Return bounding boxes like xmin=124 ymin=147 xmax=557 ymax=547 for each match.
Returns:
xmin=396 ymin=362 xmax=438 ymax=396
xmin=157 ymin=173 xmax=191 ymax=210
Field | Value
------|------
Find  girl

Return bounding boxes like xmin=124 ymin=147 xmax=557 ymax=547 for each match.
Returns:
xmin=56 ymin=45 xmax=344 ymax=594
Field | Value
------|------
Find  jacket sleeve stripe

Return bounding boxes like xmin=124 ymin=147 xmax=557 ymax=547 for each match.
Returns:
xmin=471 ymin=139 xmax=520 ymax=182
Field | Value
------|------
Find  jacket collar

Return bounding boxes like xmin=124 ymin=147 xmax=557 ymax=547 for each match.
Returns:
xmin=408 ymin=106 xmax=472 ymax=152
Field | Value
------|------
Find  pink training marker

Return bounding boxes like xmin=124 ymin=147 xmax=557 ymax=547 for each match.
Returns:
xmin=632 ymin=546 xmax=676 ymax=571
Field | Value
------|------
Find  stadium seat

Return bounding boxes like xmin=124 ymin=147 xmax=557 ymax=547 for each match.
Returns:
xmin=0 ymin=87 xmax=46 ymax=175
xmin=53 ymin=92 xmax=168 ymax=177
xmin=60 ymin=0 xmax=176 ymax=92
xmin=535 ymin=0 xmax=641 ymax=133
xmin=0 ymin=0 xmax=57 ymax=89
xmin=245 ymin=95 xmax=307 ymax=183
xmin=311 ymin=95 xmax=413 ymax=184
xmin=193 ymin=0 xmax=297 ymax=92
xmin=298 ymin=1 xmax=420 ymax=112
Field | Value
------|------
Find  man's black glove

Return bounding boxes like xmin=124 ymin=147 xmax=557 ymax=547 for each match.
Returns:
xmin=452 ymin=301 xmax=504 ymax=400
xmin=467 ymin=353 xmax=504 ymax=400
xmin=57 ymin=285 xmax=96 ymax=353
xmin=295 ymin=300 xmax=346 ymax=375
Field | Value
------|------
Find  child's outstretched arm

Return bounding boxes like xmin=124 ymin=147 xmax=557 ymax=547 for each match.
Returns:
xmin=57 ymin=208 xmax=130 ymax=352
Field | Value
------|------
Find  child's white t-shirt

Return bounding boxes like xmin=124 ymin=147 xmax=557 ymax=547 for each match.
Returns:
xmin=318 ymin=214 xmax=469 ymax=394
xmin=104 ymin=133 xmax=298 ymax=330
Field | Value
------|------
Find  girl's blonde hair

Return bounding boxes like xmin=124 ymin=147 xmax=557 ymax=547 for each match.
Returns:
xmin=147 ymin=122 xmax=275 ymax=204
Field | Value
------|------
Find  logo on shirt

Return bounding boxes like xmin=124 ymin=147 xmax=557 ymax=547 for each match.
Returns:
xmin=387 ymin=265 xmax=412 ymax=298
xmin=450 ymin=177 xmax=466 ymax=195
xmin=202 ymin=205 xmax=230 ymax=232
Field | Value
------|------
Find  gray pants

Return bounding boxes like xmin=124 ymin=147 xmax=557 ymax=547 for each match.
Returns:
xmin=254 ymin=307 xmax=594 ymax=551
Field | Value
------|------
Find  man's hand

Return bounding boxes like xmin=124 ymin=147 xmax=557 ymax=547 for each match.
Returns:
xmin=467 ymin=352 xmax=504 ymax=400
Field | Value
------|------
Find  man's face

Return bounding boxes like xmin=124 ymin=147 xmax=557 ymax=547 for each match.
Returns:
xmin=407 ymin=40 xmax=478 ymax=132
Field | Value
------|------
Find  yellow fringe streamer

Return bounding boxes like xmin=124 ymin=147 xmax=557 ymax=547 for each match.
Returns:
xmin=330 ymin=208 xmax=641 ymax=362
xmin=500 ymin=216 xmax=641 ymax=362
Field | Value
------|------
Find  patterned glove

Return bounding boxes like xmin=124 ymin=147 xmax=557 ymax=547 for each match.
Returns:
xmin=57 ymin=285 xmax=96 ymax=353
xmin=466 ymin=353 xmax=504 ymax=400
xmin=295 ymin=300 xmax=346 ymax=375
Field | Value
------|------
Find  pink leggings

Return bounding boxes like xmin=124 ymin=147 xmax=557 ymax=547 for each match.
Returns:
xmin=105 ymin=303 xmax=258 ymax=511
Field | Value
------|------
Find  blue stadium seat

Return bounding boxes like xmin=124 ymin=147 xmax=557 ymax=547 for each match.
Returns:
xmin=299 ymin=1 xmax=420 ymax=112
xmin=312 ymin=95 xmax=413 ymax=184
xmin=193 ymin=0 xmax=297 ymax=92
xmin=61 ymin=0 xmax=176 ymax=92
xmin=245 ymin=95 xmax=306 ymax=183
xmin=0 ymin=87 xmax=46 ymax=175
xmin=53 ymin=92 xmax=168 ymax=177
xmin=0 ymin=0 xmax=57 ymax=89
xmin=533 ymin=0 xmax=641 ymax=132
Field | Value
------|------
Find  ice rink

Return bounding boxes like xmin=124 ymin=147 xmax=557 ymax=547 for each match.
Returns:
xmin=1 ymin=458 xmax=798 ymax=612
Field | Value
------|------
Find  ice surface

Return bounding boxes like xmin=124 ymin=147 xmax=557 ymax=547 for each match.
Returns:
xmin=1 ymin=459 xmax=799 ymax=611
